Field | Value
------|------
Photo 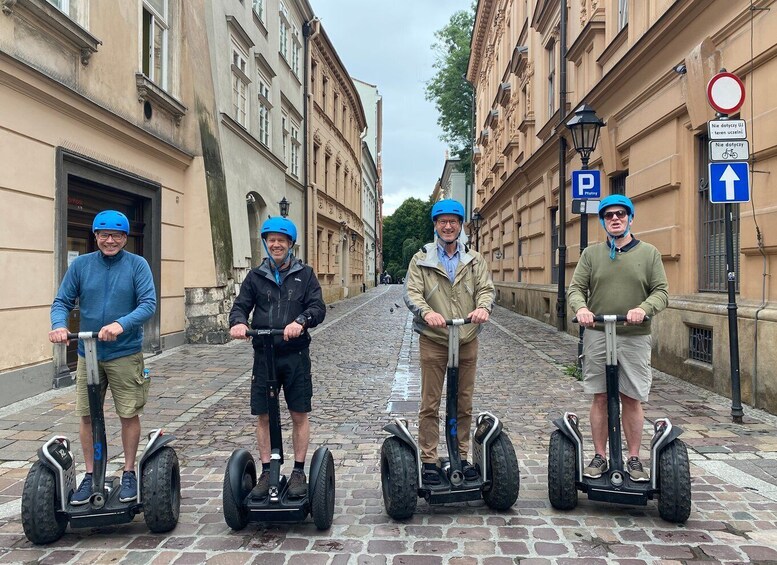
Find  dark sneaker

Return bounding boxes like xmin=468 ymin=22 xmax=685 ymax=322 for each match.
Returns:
xmin=287 ymin=469 xmax=307 ymax=499
xmin=422 ymin=463 xmax=441 ymax=486
xmin=583 ymin=454 xmax=609 ymax=479
xmin=461 ymin=460 xmax=479 ymax=481
xmin=119 ymin=471 xmax=137 ymax=503
xmin=251 ymin=470 xmax=270 ymax=499
xmin=70 ymin=474 xmax=93 ymax=506
xmin=626 ymin=457 xmax=650 ymax=482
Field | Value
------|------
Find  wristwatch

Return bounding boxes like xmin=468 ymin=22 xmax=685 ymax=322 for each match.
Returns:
xmin=294 ymin=314 xmax=308 ymax=328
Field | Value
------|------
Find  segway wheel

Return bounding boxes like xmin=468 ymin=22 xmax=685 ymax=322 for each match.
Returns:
xmin=223 ymin=449 xmax=256 ymax=531
xmin=482 ymin=431 xmax=520 ymax=511
xmin=21 ymin=461 xmax=67 ymax=545
xmin=380 ymin=437 xmax=417 ymax=520
xmin=142 ymin=446 xmax=181 ymax=533
xmin=310 ymin=449 xmax=335 ymax=530
xmin=657 ymin=438 xmax=691 ymax=523
xmin=548 ymin=430 xmax=578 ymax=510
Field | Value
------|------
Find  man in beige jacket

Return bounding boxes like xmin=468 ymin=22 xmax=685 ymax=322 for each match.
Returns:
xmin=403 ymin=199 xmax=495 ymax=485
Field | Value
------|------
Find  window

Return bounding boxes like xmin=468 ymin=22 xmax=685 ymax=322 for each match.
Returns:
xmin=689 ymin=326 xmax=713 ymax=364
xmin=342 ymin=104 xmax=347 ymax=133
xmin=279 ymin=17 xmax=288 ymax=59
xmin=258 ymin=71 xmax=272 ymax=146
xmin=618 ymin=0 xmax=629 ymax=31
xmin=313 ymin=144 xmax=319 ymax=183
xmin=610 ymin=171 xmax=627 ymax=195
xmin=291 ymin=25 xmax=301 ymax=76
xmin=322 ymin=76 xmax=328 ymax=113
xmin=47 ymin=0 xmax=69 ymax=12
xmin=698 ymin=135 xmax=739 ymax=292
xmin=546 ymin=39 xmax=555 ymax=118
xmin=231 ymin=40 xmax=249 ymax=127
xmin=290 ymin=122 xmax=300 ymax=178
xmin=333 ymin=92 xmax=339 ymax=122
xmin=324 ymin=154 xmax=330 ymax=192
xmin=281 ymin=113 xmax=289 ymax=165
xmin=252 ymin=0 xmax=264 ymax=22
xmin=550 ymin=207 xmax=559 ymax=284
xmin=142 ymin=0 xmax=170 ymax=90
xmin=311 ymin=60 xmax=317 ymax=94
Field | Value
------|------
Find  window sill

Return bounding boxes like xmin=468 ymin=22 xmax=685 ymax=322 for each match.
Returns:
xmin=3 ymin=0 xmax=101 ymax=65
xmin=135 ymin=73 xmax=187 ymax=125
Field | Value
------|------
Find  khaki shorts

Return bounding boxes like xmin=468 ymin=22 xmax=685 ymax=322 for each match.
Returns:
xmin=582 ymin=330 xmax=652 ymax=402
xmin=75 ymin=352 xmax=148 ymax=418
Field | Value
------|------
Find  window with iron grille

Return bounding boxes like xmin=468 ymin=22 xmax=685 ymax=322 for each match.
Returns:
xmin=698 ymin=134 xmax=740 ymax=292
xmin=688 ymin=326 xmax=713 ymax=364
xmin=610 ymin=171 xmax=627 ymax=195
xmin=550 ymin=207 xmax=558 ymax=284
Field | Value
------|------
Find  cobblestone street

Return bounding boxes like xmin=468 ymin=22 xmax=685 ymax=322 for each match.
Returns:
xmin=1 ymin=285 xmax=776 ymax=563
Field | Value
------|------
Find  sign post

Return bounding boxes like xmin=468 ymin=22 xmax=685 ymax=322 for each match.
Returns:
xmin=706 ymin=70 xmax=746 ymax=423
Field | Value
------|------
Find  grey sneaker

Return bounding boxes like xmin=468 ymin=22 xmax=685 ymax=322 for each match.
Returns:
xmin=626 ymin=457 xmax=650 ymax=482
xmin=119 ymin=471 xmax=137 ymax=503
xmin=287 ymin=469 xmax=307 ymax=499
xmin=251 ymin=470 xmax=270 ymax=499
xmin=583 ymin=454 xmax=609 ymax=479
xmin=70 ymin=473 xmax=93 ymax=506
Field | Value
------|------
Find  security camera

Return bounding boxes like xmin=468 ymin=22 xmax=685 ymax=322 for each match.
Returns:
xmin=673 ymin=63 xmax=687 ymax=75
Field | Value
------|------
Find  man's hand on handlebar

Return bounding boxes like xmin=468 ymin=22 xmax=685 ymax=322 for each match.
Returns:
xmin=423 ymin=311 xmax=446 ymax=328
xmin=284 ymin=321 xmax=304 ymax=341
xmin=230 ymin=323 xmax=250 ymax=340
xmin=575 ymin=307 xmax=595 ymax=327
xmin=98 ymin=322 xmax=124 ymax=342
xmin=626 ymin=307 xmax=647 ymax=325
xmin=49 ymin=327 xmax=70 ymax=344
xmin=467 ymin=307 xmax=490 ymax=324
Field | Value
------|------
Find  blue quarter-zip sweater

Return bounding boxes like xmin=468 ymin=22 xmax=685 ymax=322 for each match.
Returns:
xmin=51 ymin=250 xmax=157 ymax=361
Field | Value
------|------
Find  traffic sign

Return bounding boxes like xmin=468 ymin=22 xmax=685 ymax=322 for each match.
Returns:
xmin=707 ymin=72 xmax=746 ymax=114
xmin=709 ymin=140 xmax=749 ymax=161
xmin=571 ymin=170 xmax=601 ymax=199
xmin=708 ymin=119 xmax=746 ymax=140
xmin=572 ymin=199 xmax=600 ymax=214
xmin=708 ymin=162 xmax=750 ymax=203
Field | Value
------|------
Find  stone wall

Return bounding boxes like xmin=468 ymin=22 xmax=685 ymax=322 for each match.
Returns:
xmin=185 ymin=285 xmax=234 ymax=344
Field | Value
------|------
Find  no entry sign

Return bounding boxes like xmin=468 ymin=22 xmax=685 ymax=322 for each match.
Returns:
xmin=707 ymin=72 xmax=746 ymax=115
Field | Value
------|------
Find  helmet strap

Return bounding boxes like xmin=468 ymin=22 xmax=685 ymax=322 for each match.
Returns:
xmin=606 ymin=225 xmax=631 ymax=260
xmin=261 ymin=239 xmax=293 ymax=284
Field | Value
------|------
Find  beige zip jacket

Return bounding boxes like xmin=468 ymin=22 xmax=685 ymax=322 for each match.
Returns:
xmin=403 ymin=241 xmax=495 ymax=346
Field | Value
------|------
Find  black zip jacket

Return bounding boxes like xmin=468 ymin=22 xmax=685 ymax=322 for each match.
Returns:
xmin=229 ymin=257 xmax=326 ymax=353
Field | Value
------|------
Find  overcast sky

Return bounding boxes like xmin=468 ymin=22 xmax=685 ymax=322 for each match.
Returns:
xmin=311 ymin=0 xmax=473 ymax=216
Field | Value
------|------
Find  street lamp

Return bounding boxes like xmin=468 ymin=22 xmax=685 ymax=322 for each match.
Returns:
xmin=278 ymin=196 xmax=290 ymax=217
xmin=471 ymin=209 xmax=482 ymax=251
xmin=567 ymin=104 xmax=604 ymax=368
xmin=349 ymin=230 xmax=357 ymax=252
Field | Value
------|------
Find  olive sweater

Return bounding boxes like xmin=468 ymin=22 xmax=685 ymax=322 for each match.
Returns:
xmin=567 ymin=239 xmax=668 ymax=335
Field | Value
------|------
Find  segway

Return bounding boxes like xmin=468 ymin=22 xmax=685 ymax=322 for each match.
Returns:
xmin=22 ymin=332 xmax=180 ymax=545
xmin=548 ymin=315 xmax=691 ymax=523
xmin=381 ymin=318 xmax=520 ymax=519
xmin=223 ymin=328 xmax=335 ymax=530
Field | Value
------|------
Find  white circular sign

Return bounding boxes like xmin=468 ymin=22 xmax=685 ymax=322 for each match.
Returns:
xmin=707 ymin=72 xmax=746 ymax=114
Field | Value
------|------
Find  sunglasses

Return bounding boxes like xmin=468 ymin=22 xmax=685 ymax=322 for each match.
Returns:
xmin=602 ymin=210 xmax=628 ymax=220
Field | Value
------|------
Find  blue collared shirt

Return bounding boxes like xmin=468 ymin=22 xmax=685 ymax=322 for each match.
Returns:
xmin=437 ymin=242 xmax=460 ymax=283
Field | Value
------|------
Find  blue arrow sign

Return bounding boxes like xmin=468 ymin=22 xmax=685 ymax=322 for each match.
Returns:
xmin=572 ymin=170 xmax=601 ymax=199
xmin=708 ymin=162 xmax=750 ymax=203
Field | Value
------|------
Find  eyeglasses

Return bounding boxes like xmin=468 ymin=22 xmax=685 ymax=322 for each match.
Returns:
xmin=435 ymin=219 xmax=461 ymax=227
xmin=96 ymin=232 xmax=127 ymax=241
xmin=602 ymin=210 xmax=628 ymax=220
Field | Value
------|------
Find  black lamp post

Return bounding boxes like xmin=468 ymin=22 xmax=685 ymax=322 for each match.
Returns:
xmin=278 ymin=196 xmax=290 ymax=217
xmin=471 ymin=209 xmax=482 ymax=251
xmin=349 ymin=230 xmax=357 ymax=252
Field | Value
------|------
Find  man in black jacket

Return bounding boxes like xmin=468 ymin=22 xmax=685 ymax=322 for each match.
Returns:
xmin=229 ymin=217 xmax=326 ymax=499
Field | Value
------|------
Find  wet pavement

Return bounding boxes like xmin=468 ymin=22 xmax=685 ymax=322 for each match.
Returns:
xmin=0 ymin=285 xmax=776 ymax=563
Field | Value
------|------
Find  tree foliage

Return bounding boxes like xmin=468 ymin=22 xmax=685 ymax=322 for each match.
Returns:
xmin=382 ymin=197 xmax=434 ymax=281
xmin=425 ymin=7 xmax=475 ymax=178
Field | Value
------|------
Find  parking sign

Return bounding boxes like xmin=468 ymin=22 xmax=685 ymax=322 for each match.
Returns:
xmin=571 ymin=170 xmax=601 ymax=199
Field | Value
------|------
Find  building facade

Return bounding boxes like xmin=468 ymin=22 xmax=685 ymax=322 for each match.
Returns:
xmin=432 ymin=156 xmax=473 ymax=247
xmin=306 ymin=21 xmax=367 ymax=303
xmin=468 ymin=0 xmax=777 ymax=413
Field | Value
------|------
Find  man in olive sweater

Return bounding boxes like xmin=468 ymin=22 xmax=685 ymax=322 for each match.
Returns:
xmin=567 ymin=195 xmax=668 ymax=482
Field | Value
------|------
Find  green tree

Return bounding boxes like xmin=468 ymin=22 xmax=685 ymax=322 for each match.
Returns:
xmin=382 ymin=197 xmax=434 ymax=280
xmin=425 ymin=7 xmax=475 ymax=178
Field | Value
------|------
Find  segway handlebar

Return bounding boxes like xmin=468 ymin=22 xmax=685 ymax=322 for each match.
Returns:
xmin=66 ymin=332 xmax=99 ymax=340
xmin=246 ymin=329 xmax=287 ymax=337
xmin=445 ymin=318 xmax=472 ymax=326
xmin=571 ymin=315 xmax=650 ymax=324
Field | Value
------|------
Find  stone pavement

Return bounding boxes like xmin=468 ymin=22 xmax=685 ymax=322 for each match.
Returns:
xmin=0 ymin=285 xmax=776 ymax=563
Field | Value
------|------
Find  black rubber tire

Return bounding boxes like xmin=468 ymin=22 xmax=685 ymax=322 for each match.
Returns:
xmin=657 ymin=438 xmax=692 ymax=523
xmin=21 ymin=462 xmax=68 ymax=545
xmin=380 ymin=437 xmax=417 ymax=520
xmin=223 ymin=452 xmax=255 ymax=531
xmin=142 ymin=447 xmax=181 ymax=533
xmin=310 ymin=450 xmax=335 ymax=530
xmin=482 ymin=431 xmax=520 ymax=510
xmin=548 ymin=430 xmax=578 ymax=511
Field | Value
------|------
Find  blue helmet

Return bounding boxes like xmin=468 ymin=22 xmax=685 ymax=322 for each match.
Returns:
xmin=598 ymin=194 xmax=634 ymax=222
xmin=431 ymin=199 xmax=465 ymax=222
xmin=92 ymin=210 xmax=130 ymax=234
xmin=261 ymin=217 xmax=297 ymax=244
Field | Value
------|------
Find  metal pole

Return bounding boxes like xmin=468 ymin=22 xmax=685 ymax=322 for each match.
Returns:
xmin=724 ymin=203 xmax=744 ymax=423
xmin=577 ymin=158 xmax=589 ymax=366
xmin=556 ymin=0 xmax=568 ymax=332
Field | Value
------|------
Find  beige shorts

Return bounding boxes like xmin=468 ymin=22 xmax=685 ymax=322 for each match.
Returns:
xmin=75 ymin=352 xmax=148 ymax=418
xmin=582 ymin=330 xmax=652 ymax=402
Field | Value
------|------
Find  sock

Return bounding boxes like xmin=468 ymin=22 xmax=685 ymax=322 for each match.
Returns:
xmin=124 ymin=470 xmax=135 ymax=475
xmin=262 ymin=462 xmax=270 ymax=472
xmin=294 ymin=461 xmax=305 ymax=472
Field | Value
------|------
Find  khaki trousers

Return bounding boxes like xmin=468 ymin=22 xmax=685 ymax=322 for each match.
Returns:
xmin=418 ymin=334 xmax=479 ymax=464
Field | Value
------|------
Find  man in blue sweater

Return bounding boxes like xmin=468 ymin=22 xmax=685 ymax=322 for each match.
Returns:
xmin=50 ymin=210 xmax=156 ymax=505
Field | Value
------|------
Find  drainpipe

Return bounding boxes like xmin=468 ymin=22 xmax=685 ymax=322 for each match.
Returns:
xmin=556 ymin=0 xmax=568 ymax=331
xmin=303 ymin=18 xmax=320 ymax=263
